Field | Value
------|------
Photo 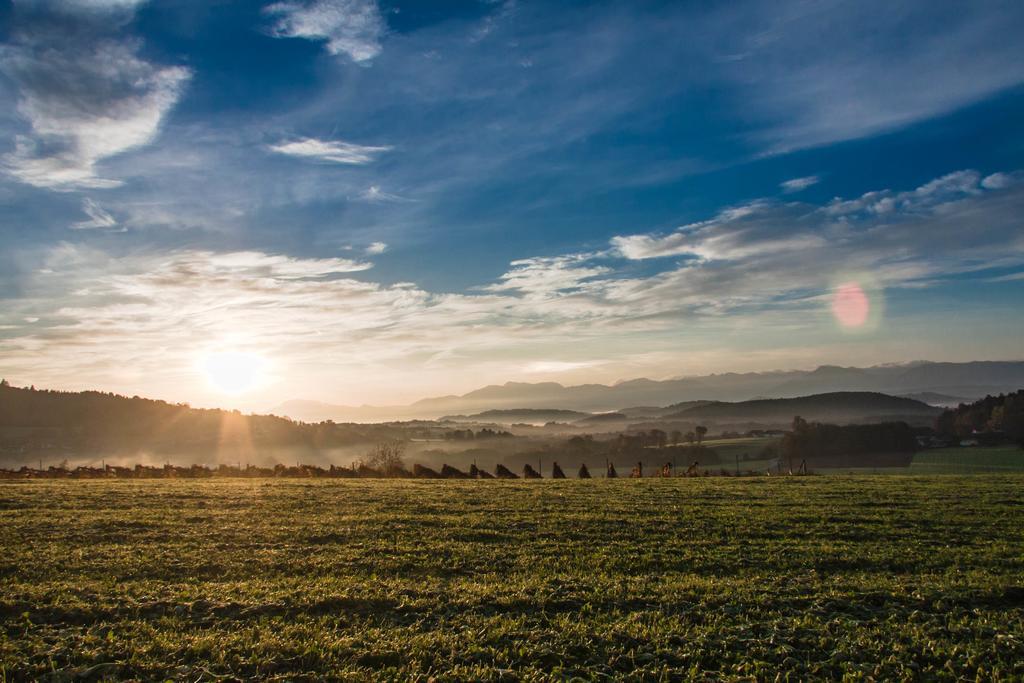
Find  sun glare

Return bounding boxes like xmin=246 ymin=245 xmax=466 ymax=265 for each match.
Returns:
xmin=199 ymin=351 xmax=268 ymax=395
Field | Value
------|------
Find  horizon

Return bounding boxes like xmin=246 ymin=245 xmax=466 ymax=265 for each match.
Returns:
xmin=2 ymin=1 xmax=1024 ymax=412
xmin=6 ymin=357 xmax=1023 ymax=418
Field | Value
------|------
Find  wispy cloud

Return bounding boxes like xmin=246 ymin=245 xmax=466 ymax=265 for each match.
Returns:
xmin=54 ymin=0 xmax=148 ymax=10
xmin=71 ymin=198 xmax=119 ymax=230
xmin=982 ymin=172 xmax=1016 ymax=190
xmin=823 ymin=170 xmax=986 ymax=217
xmin=706 ymin=1 xmax=1024 ymax=152
xmin=522 ymin=359 xmax=605 ymax=374
xmin=200 ymin=250 xmax=372 ymax=278
xmin=3 ymin=0 xmax=1024 ymax=406
xmin=357 ymin=185 xmax=408 ymax=202
xmin=263 ymin=0 xmax=386 ymax=63
xmin=608 ymin=170 xmax=1024 ymax=315
xmin=365 ymin=241 xmax=388 ymax=255
xmin=486 ymin=254 xmax=610 ymax=297
xmin=987 ymin=271 xmax=1024 ymax=282
xmin=268 ymin=137 xmax=391 ymax=164
xmin=611 ymin=201 xmax=828 ymax=261
xmin=0 ymin=8 xmax=190 ymax=190
xmin=780 ymin=175 xmax=819 ymax=193
xmin=3 ymin=169 xmax=1023 ymax=405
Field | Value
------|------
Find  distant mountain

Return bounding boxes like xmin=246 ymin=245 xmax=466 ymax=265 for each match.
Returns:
xmin=272 ymin=361 xmax=1024 ymax=422
xmin=768 ymin=361 xmax=1024 ymax=400
xmin=667 ymin=392 xmax=941 ymax=425
xmin=274 ymin=399 xmax=407 ymax=423
xmin=440 ymin=408 xmax=589 ymax=425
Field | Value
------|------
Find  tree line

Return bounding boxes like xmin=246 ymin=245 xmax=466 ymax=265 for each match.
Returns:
xmin=0 ymin=383 xmax=408 ymax=456
xmin=934 ymin=391 xmax=1024 ymax=445
xmin=780 ymin=417 xmax=918 ymax=461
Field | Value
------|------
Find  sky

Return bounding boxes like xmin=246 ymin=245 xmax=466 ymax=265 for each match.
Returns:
xmin=1 ymin=0 xmax=1023 ymax=411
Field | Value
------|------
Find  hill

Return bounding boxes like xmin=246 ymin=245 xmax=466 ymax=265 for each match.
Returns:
xmin=573 ymin=412 xmax=629 ymax=425
xmin=666 ymin=392 xmax=941 ymax=426
xmin=934 ymin=390 xmax=1024 ymax=445
xmin=0 ymin=384 xmax=403 ymax=466
xmin=271 ymin=361 xmax=1024 ymax=421
xmin=273 ymin=399 xmax=406 ymax=423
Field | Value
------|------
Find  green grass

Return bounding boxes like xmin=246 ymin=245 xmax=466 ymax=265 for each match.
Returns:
xmin=910 ymin=446 xmax=1024 ymax=473
xmin=2 ymin=477 xmax=1023 ymax=680
xmin=692 ymin=436 xmax=779 ymax=472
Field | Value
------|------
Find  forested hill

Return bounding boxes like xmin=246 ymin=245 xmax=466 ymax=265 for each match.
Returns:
xmin=935 ymin=390 xmax=1024 ymax=444
xmin=0 ymin=383 xmax=401 ymax=462
xmin=667 ymin=392 xmax=942 ymax=424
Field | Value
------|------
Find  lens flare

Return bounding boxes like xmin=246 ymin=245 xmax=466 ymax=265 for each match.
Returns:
xmin=831 ymin=282 xmax=870 ymax=328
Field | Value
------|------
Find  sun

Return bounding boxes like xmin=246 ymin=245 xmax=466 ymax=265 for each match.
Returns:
xmin=199 ymin=350 xmax=268 ymax=395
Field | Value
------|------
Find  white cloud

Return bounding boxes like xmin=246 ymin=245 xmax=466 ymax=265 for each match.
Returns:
xmin=365 ymin=241 xmax=388 ymax=254
xmin=613 ymin=228 xmax=827 ymax=262
xmin=1 ymin=40 xmax=190 ymax=190
xmin=264 ymin=0 xmax=385 ymax=63
xmin=612 ymin=201 xmax=829 ymax=261
xmin=982 ymin=172 xmax=1014 ymax=190
xmin=201 ymin=250 xmax=372 ymax=278
xmin=522 ymin=360 xmax=605 ymax=374
xmin=486 ymin=254 xmax=610 ymax=297
xmin=824 ymin=170 xmax=988 ymax=218
xmin=268 ymin=137 xmax=391 ymax=164
xmin=13 ymin=0 xmax=148 ymax=12
xmin=612 ymin=232 xmax=695 ymax=261
xmin=912 ymin=170 xmax=982 ymax=199
xmin=3 ymin=169 xmax=1023 ymax=406
xmin=609 ymin=171 xmax=1024 ymax=322
xmin=780 ymin=175 xmax=819 ymax=193
xmin=358 ymin=185 xmax=406 ymax=202
xmin=72 ymin=198 xmax=119 ymax=230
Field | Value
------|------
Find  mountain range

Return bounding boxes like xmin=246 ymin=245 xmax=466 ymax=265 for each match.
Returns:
xmin=274 ymin=360 xmax=1024 ymax=422
xmin=443 ymin=393 xmax=940 ymax=429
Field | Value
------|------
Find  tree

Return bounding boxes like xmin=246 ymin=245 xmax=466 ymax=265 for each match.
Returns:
xmin=695 ymin=425 xmax=708 ymax=445
xmin=780 ymin=421 xmax=917 ymax=461
xmin=670 ymin=430 xmax=682 ymax=446
xmin=685 ymin=431 xmax=696 ymax=445
xmin=365 ymin=441 xmax=407 ymax=477
xmin=934 ymin=409 xmax=955 ymax=437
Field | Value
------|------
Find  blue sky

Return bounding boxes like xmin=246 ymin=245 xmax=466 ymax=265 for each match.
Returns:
xmin=1 ymin=0 xmax=1023 ymax=409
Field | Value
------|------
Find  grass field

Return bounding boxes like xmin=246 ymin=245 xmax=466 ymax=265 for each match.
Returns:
xmin=808 ymin=446 xmax=1024 ymax=475
xmin=2 ymin=477 xmax=1023 ymax=680
xmin=700 ymin=437 xmax=778 ymax=469
xmin=910 ymin=446 xmax=1024 ymax=473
